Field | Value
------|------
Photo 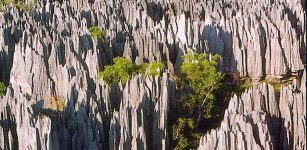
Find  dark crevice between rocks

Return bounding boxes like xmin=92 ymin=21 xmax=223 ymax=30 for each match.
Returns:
xmin=166 ymin=42 xmax=179 ymax=67
xmin=1 ymin=14 xmax=19 ymax=85
xmin=35 ymin=128 xmax=42 ymax=150
xmin=41 ymin=96 xmax=107 ymax=150
xmin=111 ymin=31 xmax=127 ymax=58
xmin=0 ymin=106 xmax=19 ymax=150
xmin=259 ymin=24 xmax=267 ymax=77
xmin=109 ymin=85 xmax=122 ymax=112
xmin=267 ymin=115 xmax=283 ymax=150
xmin=197 ymin=85 xmax=232 ymax=132
xmin=146 ymin=2 xmax=165 ymax=23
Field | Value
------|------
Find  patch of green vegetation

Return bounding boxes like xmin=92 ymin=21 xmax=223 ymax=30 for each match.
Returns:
xmin=0 ymin=82 xmax=7 ymax=97
xmin=146 ymin=62 xmax=165 ymax=76
xmin=89 ymin=26 xmax=106 ymax=41
xmin=235 ymin=78 xmax=253 ymax=93
xmin=261 ymin=79 xmax=293 ymax=92
xmin=0 ymin=0 xmax=37 ymax=11
xmin=171 ymin=52 xmax=225 ymax=149
xmin=0 ymin=0 xmax=13 ymax=6
xmin=227 ymin=71 xmax=253 ymax=94
xmin=179 ymin=52 xmax=224 ymax=118
xmin=98 ymin=57 xmax=165 ymax=86
xmin=172 ymin=118 xmax=201 ymax=150
xmin=98 ymin=57 xmax=138 ymax=86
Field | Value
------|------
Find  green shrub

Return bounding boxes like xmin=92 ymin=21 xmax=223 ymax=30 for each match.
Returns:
xmin=0 ymin=0 xmax=36 ymax=11
xmin=180 ymin=52 xmax=224 ymax=117
xmin=235 ymin=78 xmax=253 ymax=93
xmin=98 ymin=57 xmax=165 ymax=86
xmin=0 ymin=82 xmax=7 ymax=97
xmin=1 ymin=0 xmax=14 ymax=6
xmin=146 ymin=62 xmax=165 ymax=76
xmin=98 ymin=57 xmax=138 ymax=85
xmin=137 ymin=63 xmax=149 ymax=75
xmin=89 ymin=26 xmax=106 ymax=41
xmin=261 ymin=78 xmax=292 ymax=92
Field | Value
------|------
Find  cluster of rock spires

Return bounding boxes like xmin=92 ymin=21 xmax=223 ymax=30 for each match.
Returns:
xmin=198 ymin=70 xmax=306 ymax=150
xmin=0 ymin=0 xmax=305 ymax=149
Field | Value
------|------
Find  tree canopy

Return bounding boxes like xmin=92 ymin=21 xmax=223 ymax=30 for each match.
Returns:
xmin=98 ymin=57 xmax=165 ymax=86
xmin=172 ymin=52 xmax=225 ymax=150
xmin=180 ymin=52 xmax=224 ymax=118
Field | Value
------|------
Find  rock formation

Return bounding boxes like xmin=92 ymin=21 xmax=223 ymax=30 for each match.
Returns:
xmin=0 ymin=0 xmax=305 ymax=149
xmin=198 ymin=70 xmax=306 ymax=150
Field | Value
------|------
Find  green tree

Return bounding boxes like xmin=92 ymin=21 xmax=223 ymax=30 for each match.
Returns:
xmin=172 ymin=118 xmax=201 ymax=150
xmin=180 ymin=52 xmax=224 ymax=118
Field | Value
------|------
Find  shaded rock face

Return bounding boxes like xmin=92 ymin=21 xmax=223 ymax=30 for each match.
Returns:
xmin=198 ymin=70 xmax=306 ymax=150
xmin=0 ymin=0 xmax=305 ymax=150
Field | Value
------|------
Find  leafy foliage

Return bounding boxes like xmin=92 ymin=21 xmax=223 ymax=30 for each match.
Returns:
xmin=0 ymin=0 xmax=37 ymax=11
xmin=180 ymin=52 xmax=224 ymax=118
xmin=172 ymin=118 xmax=201 ymax=150
xmin=89 ymin=26 xmax=106 ymax=41
xmin=171 ymin=52 xmax=225 ymax=149
xmin=0 ymin=82 xmax=7 ymax=97
xmin=98 ymin=57 xmax=138 ymax=85
xmin=98 ymin=57 xmax=165 ymax=86
xmin=146 ymin=62 xmax=165 ymax=76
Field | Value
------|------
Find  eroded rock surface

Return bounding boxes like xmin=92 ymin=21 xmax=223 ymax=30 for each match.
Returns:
xmin=198 ymin=70 xmax=306 ymax=150
xmin=0 ymin=0 xmax=306 ymax=149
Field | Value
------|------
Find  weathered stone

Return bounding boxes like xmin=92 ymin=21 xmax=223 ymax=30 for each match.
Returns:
xmin=198 ymin=70 xmax=306 ymax=150
xmin=0 ymin=0 xmax=305 ymax=149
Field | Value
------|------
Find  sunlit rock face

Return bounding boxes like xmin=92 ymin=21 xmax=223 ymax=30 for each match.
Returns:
xmin=0 ymin=0 xmax=305 ymax=149
xmin=198 ymin=70 xmax=306 ymax=150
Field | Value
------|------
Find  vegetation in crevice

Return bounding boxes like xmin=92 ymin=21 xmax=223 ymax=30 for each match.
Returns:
xmin=230 ymin=71 xmax=253 ymax=94
xmin=97 ymin=52 xmax=299 ymax=150
xmin=0 ymin=0 xmax=37 ymax=11
xmin=0 ymin=82 xmax=7 ymax=97
xmin=89 ymin=26 xmax=106 ymax=41
xmin=260 ymin=78 xmax=293 ymax=92
xmin=171 ymin=52 xmax=226 ymax=150
xmin=97 ymin=57 xmax=165 ymax=86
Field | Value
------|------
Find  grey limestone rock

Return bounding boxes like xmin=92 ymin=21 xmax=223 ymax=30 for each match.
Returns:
xmin=198 ymin=70 xmax=306 ymax=150
xmin=0 ymin=0 xmax=305 ymax=149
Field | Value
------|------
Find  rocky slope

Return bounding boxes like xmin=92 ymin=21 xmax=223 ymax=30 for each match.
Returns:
xmin=0 ymin=0 xmax=306 ymax=149
xmin=198 ymin=70 xmax=306 ymax=150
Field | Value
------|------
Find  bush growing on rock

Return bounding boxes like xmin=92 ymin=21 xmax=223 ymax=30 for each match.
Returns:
xmin=98 ymin=57 xmax=138 ymax=85
xmin=0 ymin=0 xmax=37 ymax=11
xmin=89 ymin=26 xmax=106 ymax=41
xmin=0 ymin=82 xmax=7 ymax=97
xmin=146 ymin=62 xmax=165 ymax=76
xmin=98 ymin=57 xmax=165 ymax=86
